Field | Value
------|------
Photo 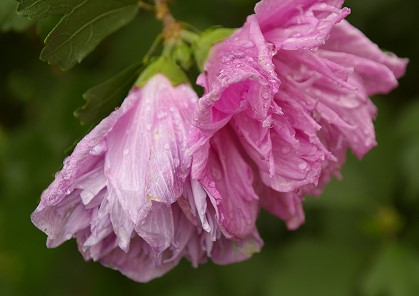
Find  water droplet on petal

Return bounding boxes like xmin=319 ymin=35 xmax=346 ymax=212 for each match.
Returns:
xmin=262 ymin=91 xmax=271 ymax=100
xmin=89 ymin=143 xmax=107 ymax=156
xmin=157 ymin=111 xmax=168 ymax=119
xmin=209 ymin=181 xmax=216 ymax=188
xmin=164 ymin=144 xmax=170 ymax=150
xmin=298 ymin=161 xmax=308 ymax=170
xmin=281 ymin=147 xmax=291 ymax=154
xmin=212 ymin=168 xmax=222 ymax=180
xmin=123 ymin=148 xmax=130 ymax=155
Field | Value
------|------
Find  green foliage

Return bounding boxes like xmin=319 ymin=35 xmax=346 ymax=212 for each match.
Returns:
xmin=397 ymin=99 xmax=419 ymax=201
xmin=17 ymin=0 xmax=139 ymax=70
xmin=75 ymin=62 xmax=143 ymax=125
xmin=1 ymin=0 xmax=419 ymax=295
xmin=193 ymin=27 xmax=236 ymax=71
xmin=362 ymin=243 xmax=419 ymax=296
xmin=135 ymin=56 xmax=190 ymax=87
xmin=0 ymin=0 xmax=33 ymax=32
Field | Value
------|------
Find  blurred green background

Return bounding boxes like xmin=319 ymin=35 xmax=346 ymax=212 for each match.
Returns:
xmin=1 ymin=0 xmax=418 ymax=295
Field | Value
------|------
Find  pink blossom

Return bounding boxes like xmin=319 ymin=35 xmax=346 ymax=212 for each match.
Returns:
xmin=190 ymin=0 xmax=407 ymax=229
xmin=32 ymin=74 xmax=262 ymax=282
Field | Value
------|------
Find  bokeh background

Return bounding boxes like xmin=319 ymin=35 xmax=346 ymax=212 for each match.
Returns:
xmin=1 ymin=0 xmax=418 ymax=295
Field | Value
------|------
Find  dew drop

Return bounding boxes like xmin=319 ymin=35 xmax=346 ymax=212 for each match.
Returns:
xmin=209 ymin=181 xmax=216 ymax=188
xmin=90 ymin=143 xmax=106 ymax=156
xmin=222 ymin=55 xmax=234 ymax=63
xmin=164 ymin=144 xmax=170 ymax=150
xmin=123 ymin=148 xmax=130 ymax=155
xmin=157 ymin=111 xmax=168 ymax=119
xmin=262 ymin=91 xmax=271 ymax=100
xmin=298 ymin=161 xmax=308 ymax=170
xmin=212 ymin=168 xmax=222 ymax=180
xmin=241 ymin=40 xmax=254 ymax=49
xmin=281 ymin=146 xmax=291 ymax=154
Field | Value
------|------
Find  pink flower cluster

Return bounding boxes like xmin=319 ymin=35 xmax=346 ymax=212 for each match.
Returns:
xmin=31 ymin=0 xmax=407 ymax=282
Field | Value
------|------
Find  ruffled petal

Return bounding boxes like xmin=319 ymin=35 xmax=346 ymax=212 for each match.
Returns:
xmin=200 ymin=128 xmax=260 ymax=239
xmin=190 ymin=15 xmax=279 ymax=178
xmin=256 ymin=0 xmax=350 ymax=50
xmin=322 ymin=20 xmax=408 ymax=86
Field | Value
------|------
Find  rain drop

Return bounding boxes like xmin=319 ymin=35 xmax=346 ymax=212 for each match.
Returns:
xmin=281 ymin=146 xmax=291 ymax=154
xmin=157 ymin=111 xmax=168 ymax=119
xmin=262 ymin=91 xmax=271 ymax=100
xmin=90 ymin=143 xmax=106 ymax=156
xmin=298 ymin=161 xmax=308 ymax=170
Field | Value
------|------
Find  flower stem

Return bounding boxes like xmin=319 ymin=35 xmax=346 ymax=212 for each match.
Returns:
xmin=154 ymin=0 xmax=182 ymax=42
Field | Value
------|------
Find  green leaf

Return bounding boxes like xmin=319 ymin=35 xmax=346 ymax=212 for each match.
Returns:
xmin=135 ymin=56 xmax=189 ymax=87
xmin=0 ymin=0 xmax=33 ymax=32
xmin=193 ymin=27 xmax=236 ymax=72
xmin=265 ymin=239 xmax=364 ymax=296
xmin=397 ymin=99 xmax=419 ymax=201
xmin=18 ymin=0 xmax=139 ymax=70
xmin=17 ymin=0 xmax=75 ymax=20
xmin=75 ymin=62 xmax=143 ymax=125
xmin=401 ymin=139 xmax=419 ymax=201
xmin=362 ymin=243 xmax=419 ymax=296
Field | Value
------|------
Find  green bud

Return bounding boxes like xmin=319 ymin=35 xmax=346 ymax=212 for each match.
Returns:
xmin=174 ymin=41 xmax=193 ymax=70
xmin=193 ymin=27 xmax=236 ymax=72
xmin=135 ymin=56 xmax=189 ymax=87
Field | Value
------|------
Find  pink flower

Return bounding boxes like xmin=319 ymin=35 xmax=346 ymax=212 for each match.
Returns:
xmin=32 ymin=74 xmax=262 ymax=282
xmin=190 ymin=0 xmax=407 ymax=229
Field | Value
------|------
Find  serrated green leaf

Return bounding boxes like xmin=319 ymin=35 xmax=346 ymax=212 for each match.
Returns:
xmin=17 ymin=0 xmax=75 ymax=20
xmin=193 ymin=27 xmax=236 ymax=72
xmin=75 ymin=62 xmax=143 ymax=126
xmin=18 ymin=0 xmax=139 ymax=70
xmin=362 ymin=243 xmax=419 ymax=296
xmin=0 ymin=0 xmax=33 ymax=32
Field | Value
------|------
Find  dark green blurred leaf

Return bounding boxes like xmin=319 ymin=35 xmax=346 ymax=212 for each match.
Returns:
xmin=397 ymin=99 xmax=419 ymax=201
xmin=397 ymin=98 xmax=419 ymax=137
xmin=0 ymin=127 xmax=6 ymax=157
xmin=0 ymin=0 xmax=33 ymax=32
xmin=362 ymin=243 xmax=419 ymax=296
xmin=266 ymin=239 xmax=364 ymax=296
xmin=18 ymin=0 xmax=139 ymax=70
xmin=401 ymin=139 xmax=419 ymax=201
xmin=75 ymin=62 xmax=143 ymax=125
